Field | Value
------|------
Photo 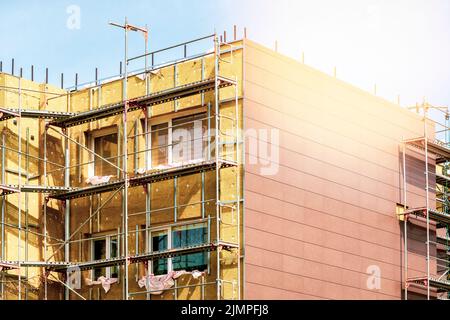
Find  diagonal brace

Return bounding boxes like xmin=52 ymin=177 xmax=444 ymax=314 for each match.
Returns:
xmin=47 ymin=125 xmax=124 ymax=174
xmin=46 ymin=186 xmax=124 ymax=262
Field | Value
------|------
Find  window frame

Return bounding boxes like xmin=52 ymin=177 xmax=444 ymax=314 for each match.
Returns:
xmin=171 ymin=113 xmax=207 ymax=165
xmin=148 ymin=121 xmax=171 ymax=170
xmin=91 ymin=234 xmax=119 ymax=280
xmin=87 ymin=126 xmax=119 ymax=178
xmin=143 ymin=112 xmax=208 ymax=171
xmin=149 ymin=223 xmax=208 ymax=275
xmin=150 ymin=227 xmax=171 ymax=276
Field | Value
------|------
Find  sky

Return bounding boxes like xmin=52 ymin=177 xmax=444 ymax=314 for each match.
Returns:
xmin=1 ymin=0 xmax=449 ymax=110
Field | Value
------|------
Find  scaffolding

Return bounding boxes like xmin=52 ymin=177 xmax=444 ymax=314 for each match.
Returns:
xmin=0 ymin=25 xmax=242 ymax=300
xmin=402 ymin=102 xmax=450 ymax=300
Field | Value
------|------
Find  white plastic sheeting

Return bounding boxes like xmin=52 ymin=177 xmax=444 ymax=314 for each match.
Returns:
xmin=137 ymin=270 xmax=205 ymax=295
xmin=136 ymin=158 xmax=206 ymax=176
xmin=85 ymin=276 xmax=118 ymax=293
xmin=85 ymin=175 xmax=114 ymax=185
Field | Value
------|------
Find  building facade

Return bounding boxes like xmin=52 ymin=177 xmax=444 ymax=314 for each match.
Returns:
xmin=0 ymin=34 xmax=448 ymax=300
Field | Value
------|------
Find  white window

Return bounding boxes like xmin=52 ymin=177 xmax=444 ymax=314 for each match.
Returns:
xmin=143 ymin=113 xmax=208 ymax=170
xmin=151 ymin=123 xmax=169 ymax=168
xmin=87 ymin=127 xmax=118 ymax=177
xmin=150 ymin=223 xmax=207 ymax=276
xmin=92 ymin=235 xmax=119 ymax=279
xmin=151 ymin=230 xmax=169 ymax=275
xmin=171 ymin=113 xmax=207 ymax=164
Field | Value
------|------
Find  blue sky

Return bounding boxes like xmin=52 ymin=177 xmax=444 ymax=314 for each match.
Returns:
xmin=1 ymin=0 xmax=449 ymax=109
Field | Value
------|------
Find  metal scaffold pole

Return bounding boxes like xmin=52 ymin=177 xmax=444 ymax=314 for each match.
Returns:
xmin=109 ymin=16 xmax=148 ymax=301
xmin=214 ymin=34 xmax=221 ymax=300
xmin=143 ymin=31 xmax=150 ymax=293
xmin=1 ymin=131 xmax=5 ymax=299
xmin=43 ymin=124 xmax=48 ymax=300
xmin=64 ymin=126 xmax=70 ymax=300
xmin=25 ymin=127 xmax=29 ymax=300
xmin=18 ymin=78 xmax=22 ymax=300
xmin=424 ymin=109 xmax=431 ymax=300
xmin=402 ymin=139 xmax=408 ymax=300
xmin=144 ymin=107 xmax=150 ymax=301
xmin=144 ymin=24 xmax=149 ymax=94
xmin=446 ymin=111 xmax=450 ymax=300
xmin=235 ymin=76 xmax=241 ymax=300
xmin=123 ymin=16 xmax=129 ymax=300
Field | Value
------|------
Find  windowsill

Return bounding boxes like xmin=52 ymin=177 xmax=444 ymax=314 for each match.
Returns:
xmin=144 ymin=158 xmax=208 ymax=173
xmin=85 ymin=230 xmax=118 ymax=238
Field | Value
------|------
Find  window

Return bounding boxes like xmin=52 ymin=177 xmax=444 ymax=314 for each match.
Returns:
xmin=110 ymin=237 xmax=119 ymax=278
xmin=150 ymin=223 xmax=207 ymax=275
xmin=87 ymin=127 xmax=118 ymax=177
xmin=151 ymin=123 xmax=168 ymax=167
xmin=172 ymin=113 xmax=207 ymax=164
xmin=143 ymin=113 xmax=208 ymax=170
xmin=151 ymin=230 xmax=168 ymax=276
xmin=93 ymin=239 xmax=106 ymax=279
xmin=92 ymin=235 xmax=118 ymax=279
xmin=172 ymin=223 xmax=207 ymax=272
xmin=94 ymin=133 xmax=118 ymax=176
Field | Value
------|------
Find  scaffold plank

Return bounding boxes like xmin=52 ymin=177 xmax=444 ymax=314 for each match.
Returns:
xmin=50 ymin=77 xmax=235 ymax=128
xmin=0 ymin=261 xmax=20 ymax=271
xmin=408 ymin=276 xmax=450 ymax=292
xmin=0 ymin=185 xmax=20 ymax=196
xmin=49 ymin=159 xmax=237 ymax=200
xmin=436 ymin=172 xmax=450 ymax=186
xmin=49 ymin=241 xmax=237 ymax=272
xmin=405 ymin=137 xmax=450 ymax=164
xmin=0 ymin=108 xmax=74 ymax=121
xmin=437 ymin=236 xmax=450 ymax=246
xmin=0 ymin=261 xmax=71 ymax=269
xmin=406 ymin=207 xmax=450 ymax=227
xmin=0 ymin=108 xmax=19 ymax=121
xmin=0 ymin=184 xmax=73 ymax=196
xmin=49 ymin=180 xmax=124 ymax=201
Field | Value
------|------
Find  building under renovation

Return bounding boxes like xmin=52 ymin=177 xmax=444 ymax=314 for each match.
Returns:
xmin=0 ymin=28 xmax=449 ymax=300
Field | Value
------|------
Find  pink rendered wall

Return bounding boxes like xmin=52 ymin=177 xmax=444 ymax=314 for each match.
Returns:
xmin=242 ymin=39 xmax=435 ymax=300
